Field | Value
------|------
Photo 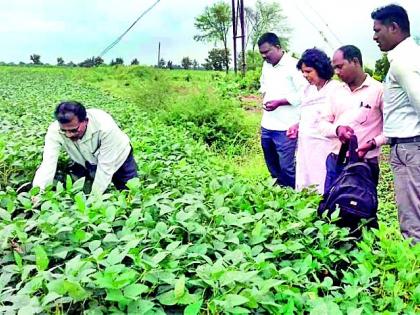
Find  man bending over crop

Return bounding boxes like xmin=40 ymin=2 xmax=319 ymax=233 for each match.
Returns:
xmin=33 ymin=101 xmax=137 ymax=195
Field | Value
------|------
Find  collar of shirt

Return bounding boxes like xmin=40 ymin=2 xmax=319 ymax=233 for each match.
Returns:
xmin=342 ymin=74 xmax=375 ymax=93
xmin=266 ymin=52 xmax=292 ymax=69
xmin=387 ymin=37 xmax=415 ymax=63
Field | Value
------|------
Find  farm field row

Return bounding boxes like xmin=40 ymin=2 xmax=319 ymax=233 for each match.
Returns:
xmin=0 ymin=66 xmax=418 ymax=314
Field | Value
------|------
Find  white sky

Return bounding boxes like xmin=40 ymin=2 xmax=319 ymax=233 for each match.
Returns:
xmin=0 ymin=0 xmax=419 ymax=67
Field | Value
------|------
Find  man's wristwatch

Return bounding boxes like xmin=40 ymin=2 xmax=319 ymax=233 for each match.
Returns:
xmin=367 ymin=138 xmax=377 ymax=150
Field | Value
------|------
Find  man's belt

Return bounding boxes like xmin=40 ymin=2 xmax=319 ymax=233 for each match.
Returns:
xmin=388 ymin=136 xmax=420 ymax=146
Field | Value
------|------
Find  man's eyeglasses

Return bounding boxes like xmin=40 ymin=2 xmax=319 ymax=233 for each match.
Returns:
xmin=59 ymin=121 xmax=83 ymax=135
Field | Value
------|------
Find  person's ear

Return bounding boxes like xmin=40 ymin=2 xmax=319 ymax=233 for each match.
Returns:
xmin=390 ymin=22 xmax=400 ymax=34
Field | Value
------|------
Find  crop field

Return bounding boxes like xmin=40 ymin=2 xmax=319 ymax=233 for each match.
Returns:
xmin=0 ymin=66 xmax=419 ymax=314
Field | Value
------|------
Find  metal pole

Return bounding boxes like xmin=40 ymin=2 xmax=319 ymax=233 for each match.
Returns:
xmin=157 ymin=42 xmax=161 ymax=67
xmin=232 ymin=0 xmax=237 ymax=74
xmin=239 ymin=0 xmax=246 ymax=75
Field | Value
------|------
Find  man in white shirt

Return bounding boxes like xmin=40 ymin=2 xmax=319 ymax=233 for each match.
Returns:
xmin=371 ymin=4 xmax=420 ymax=243
xmin=33 ymin=101 xmax=137 ymax=196
xmin=258 ymin=32 xmax=305 ymax=188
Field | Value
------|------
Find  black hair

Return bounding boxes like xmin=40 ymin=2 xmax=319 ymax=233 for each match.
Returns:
xmin=296 ymin=48 xmax=334 ymax=80
xmin=54 ymin=101 xmax=87 ymax=123
xmin=371 ymin=4 xmax=410 ymax=35
xmin=257 ymin=32 xmax=281 ymax=47
xmin=337 ymin=45 xmax=363 ymax=67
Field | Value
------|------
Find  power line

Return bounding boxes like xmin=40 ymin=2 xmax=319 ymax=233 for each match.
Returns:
xmin=303 ymin=0 xmax=342 ymax=46
xmin=99 ymin=0 xmax=161 ymax=57
xmin=293 ymin=2 xmax=335 ymax=50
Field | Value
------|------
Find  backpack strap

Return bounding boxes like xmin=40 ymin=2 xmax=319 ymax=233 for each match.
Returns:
xmin=348 ymin=135 xmax=359 ymax=164
xmin=337 ymin=135 xmax=359 ymax=168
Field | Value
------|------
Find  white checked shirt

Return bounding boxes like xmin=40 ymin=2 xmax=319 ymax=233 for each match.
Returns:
xmin=383 ymin=37 xmax=420 ymax=138
xmin=33 ymin=109 xmax=131 ymax=195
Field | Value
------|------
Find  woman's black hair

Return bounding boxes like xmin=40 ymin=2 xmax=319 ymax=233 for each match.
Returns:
xmin=296 ymin=48 xmax=334 ymax=80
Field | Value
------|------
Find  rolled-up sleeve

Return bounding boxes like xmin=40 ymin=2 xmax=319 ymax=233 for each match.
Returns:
xmin=286 ymin=69 xmax=306 ymax=107
xmin=33 ymin=124 xmax=62 ymax=190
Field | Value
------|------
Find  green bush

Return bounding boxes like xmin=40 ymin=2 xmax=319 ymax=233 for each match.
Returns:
xmin=159 ymin=93 xmax=256 ymax=154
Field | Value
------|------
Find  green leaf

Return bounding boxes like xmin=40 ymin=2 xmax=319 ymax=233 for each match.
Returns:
xmin=127 ymin=299 xmax=154 ymax=315
xmin=347 ymin=308 xmax=363 ymax=315
xmin=106 ymin=289 xmax=130 ymax=305
xmin=224 ymin=294 xmax=249 ymax=308
xmin=107 ymin=248 xmax=125 ymax=265
xmin=34 ymin=245 xmax=49 ymax=271
xmin=151 ymin=251 xmax=169 ymax=266
xmin=41 ymin=292 xmax=61 ymax=306
xmin=88 ymin=240 xmax=102 ymax=252
xmin=65 ymin=175 xmax=73 ymax=191
xmin=330 ymin=208 xmax=341 ymax=220
xmin=174 ymin=275 xmax=186 ymax=298
xmin=0 ymin=207 xmax=11 ymax=221
xmin=297 ymin=207 xmax=316 ymax=220
xmin=47 ymin=279 xmax=89 ymax=301
xmin=72 ymin=177 xmax=86 ymax=192
xmin=14 ymin=251 xmax=23 ymax=269
xmin=105 ymin=206 xmax=117 ymax=221
xmin=184 ymin=299 xmax=203 ymax=315
xmin=166 ymin=241 xmax=181 ymax=251
xmin=47 ymin=279 xmax=67 ymax=295
xmin=123 ymin=283 xmax=149 ymax=299
xmin=310 ymin=299 xmax=342 ymax=315
xmin=157 ymin=290 xmax=178 ymax=305
xmin=75 ymin=193 xmax=86 ymax=213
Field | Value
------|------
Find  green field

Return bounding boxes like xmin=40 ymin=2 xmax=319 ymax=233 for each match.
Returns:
xmin=0 ymin=66 xmax=419 ymax=314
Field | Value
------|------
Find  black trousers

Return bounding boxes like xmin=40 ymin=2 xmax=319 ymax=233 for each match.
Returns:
xmin=66 ymin=149 xmax=138 ymax=191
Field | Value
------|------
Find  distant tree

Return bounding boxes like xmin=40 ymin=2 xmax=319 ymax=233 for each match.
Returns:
xmin=238 ymin=50 xmax=263 ymax=71
xmin=194 ymin=2 xmax=231 ymax=72
xmin=204 ymin=48 xmax=230 ymax=71
xmin=110 ymin=58 xmax=124 ymax=66
xmin=19 ymin=61 xmax=26 ymax=66
xmin=202 ymin=62 xmax=212 ymax=70
xmin=414 ymin=36 xmax=420 ymax=44
xmin=245 ymin=0 xmax=291 ymax=51
xmin=67 ymin=61 xmax=76 ymax=67
xmin=94 ymin=56 xmax=104 ymax=66
xmin=167 ymin=60 xmax=173 ymax=69
xmin=374 ymin=53 xmax=390 ymax=82
xmin=131 ymin=58 xmax=139 ymax=65
xmin=57 ymin=57 xmax=65 ymax=66
xmin=158 ymin=58 xmax=166 ymax=68
xmin=79 ymin=57 xmax=95 ymax=67
xmin=181 ymin=57 xmax=193 ymax=69
xmin=30 ymin=54 xmax=41 ymax=65
xmin=192 ymin=59 xmax=199 ymax=70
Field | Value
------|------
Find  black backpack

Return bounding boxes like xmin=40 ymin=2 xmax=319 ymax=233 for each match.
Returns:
xmin=318 ymin=135 xmax=378 ymax=230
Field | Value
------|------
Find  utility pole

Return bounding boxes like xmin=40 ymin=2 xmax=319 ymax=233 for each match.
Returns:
xmin=232 ymin=0 xmax=246 ymax=74
xmin=157 ymin=42 xmax=161 ymax=67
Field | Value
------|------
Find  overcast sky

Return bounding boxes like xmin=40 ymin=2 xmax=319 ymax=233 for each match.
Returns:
xmin=0 ymin=0 xmax=419 ymax=67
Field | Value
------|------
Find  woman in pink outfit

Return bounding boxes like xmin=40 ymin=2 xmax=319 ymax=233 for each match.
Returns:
xmin=288 ymin=48 xmax=343 ymax=194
